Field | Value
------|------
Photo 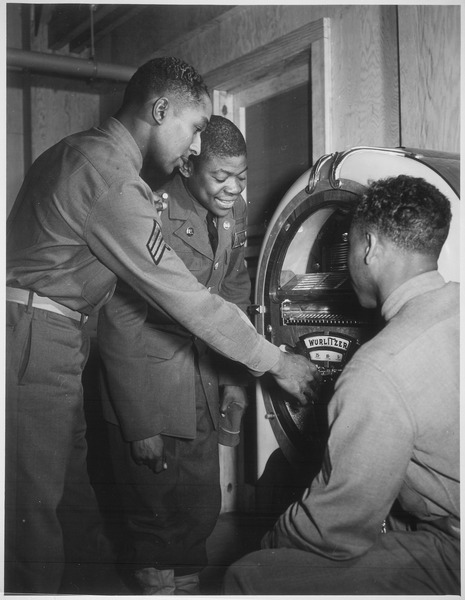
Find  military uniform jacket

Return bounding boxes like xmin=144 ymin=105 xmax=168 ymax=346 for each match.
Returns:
xmin=7 ymin=117 xmax=280 ymax=389
xmin=100 ymin=173 xmax=251 ymax=440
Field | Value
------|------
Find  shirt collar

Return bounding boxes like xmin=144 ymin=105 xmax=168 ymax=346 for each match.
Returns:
xmin=381 ymin=270 xmax=445 ymax=321
xmin=99 ymin=117 xmax=143 ymax=173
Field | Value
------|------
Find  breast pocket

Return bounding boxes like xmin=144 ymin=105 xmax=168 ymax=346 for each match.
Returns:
xmin=168 ymin=243 xmax=204 ymax=272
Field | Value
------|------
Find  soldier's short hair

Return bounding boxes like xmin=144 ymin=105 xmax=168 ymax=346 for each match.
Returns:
xmin=192 ymin=115 xmax=247 ymax=167
xmin=352 ymin=175 xmax=451 ymax=257
xmin=123 ymin=57 xmax=209 ymax=107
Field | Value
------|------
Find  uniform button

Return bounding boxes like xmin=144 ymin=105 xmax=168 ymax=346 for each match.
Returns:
xmin=214 ymin=262 xmax=219 ymax=270
xmin=207 ymin=286 xmax=212 ymax=292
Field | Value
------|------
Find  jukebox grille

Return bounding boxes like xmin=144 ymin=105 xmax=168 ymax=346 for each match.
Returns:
xmin=329 ymin=243 xmax=349 ymax=271
xmin=280 ymin=302 xmax=369 ymax=326
xmin=281 ymin=273 xmax=350 ymax=292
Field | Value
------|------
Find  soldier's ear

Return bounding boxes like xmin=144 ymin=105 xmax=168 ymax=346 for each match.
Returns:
xmin=364 ymin=231 xmax=383 ymax=265
xmin=152 ymin=97 xmax=169 ymax=125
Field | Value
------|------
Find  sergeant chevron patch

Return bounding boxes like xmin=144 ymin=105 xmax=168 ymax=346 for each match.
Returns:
xmin=147 ymin=219 xmax=167 ymax=265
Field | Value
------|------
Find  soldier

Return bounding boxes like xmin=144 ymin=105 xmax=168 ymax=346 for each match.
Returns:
xmin=99 ymin=115 xmax=252 ymax=594
xmin=223 ymin=175 xmax=460 ymax=595
xmin=6 ymin=57 xmax=318 ymax=593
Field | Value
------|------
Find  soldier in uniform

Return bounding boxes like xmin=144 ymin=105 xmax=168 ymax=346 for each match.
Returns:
xmin=6 ymin=57 xmax=318 ymax=594
xmin=223 ymin=175 xmax=460 ymax=595
xmin=99 ymin=115 xmax=251 ymax=594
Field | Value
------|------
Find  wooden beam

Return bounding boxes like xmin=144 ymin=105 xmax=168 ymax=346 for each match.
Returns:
xmin=203 ymin=19 xmax=326 ymax=92
xmin=311 ymin=17 xmax=332 ymax=159
xmin=70 ymin=6 xmax=146 ymax=54
xmin=48 ymin=5 xmax=127 ymax=52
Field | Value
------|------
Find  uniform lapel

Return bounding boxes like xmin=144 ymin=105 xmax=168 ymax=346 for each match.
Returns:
xmin=216 ymin=213 xmax=236 ymax=256
xmin=166 ymin=177 xmax=212 ymax=259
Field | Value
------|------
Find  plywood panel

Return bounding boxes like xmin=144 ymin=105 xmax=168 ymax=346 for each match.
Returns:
xmin=7 ymin=132 xmax=25 ymax=215
xmin=330 ymin=4 xmax=399 ymax=151
xmin=151 ymin=5 xmax=330 ymax=74
xmin=204 ymin=19 xmax=325 ymax=92
xmin=31 ymin=80 xmax=100 ymax=160
xmin=7 ymin=78 xmax=23 ymax=136
xmin=7 ymin=5 xmax=26 ymax=209
xmin=26 ymin=7 xmax=102 ymax=162
xmin=398 ymin=5 xmax=460 ymax=153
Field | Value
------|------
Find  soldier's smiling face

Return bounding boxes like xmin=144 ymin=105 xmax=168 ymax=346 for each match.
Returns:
xmin=186 ymin=154 xmax=247 ymax=218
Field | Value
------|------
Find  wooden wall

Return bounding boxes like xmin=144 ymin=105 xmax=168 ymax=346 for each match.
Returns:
xmin=101 ymin=3 xmax=459 ymax=155
xmin=7 ymin=5 xmax=101 ymax=214
xmin=7 ymin=4 xmax=460 ymax=206
xmin=7 ymin=4 xmax=26 ymax=215
xmin=398 ymin=5 xmax=460 ymax=152
xmin=115 ymin=4 xmax=401 ymax=153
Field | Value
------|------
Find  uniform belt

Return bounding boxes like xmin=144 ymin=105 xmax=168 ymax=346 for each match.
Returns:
xmin=6 ymin=287 xmax=88 ymax=324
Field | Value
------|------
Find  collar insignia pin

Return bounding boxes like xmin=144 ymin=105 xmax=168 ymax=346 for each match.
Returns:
xmin=223 ymin=221 xmax=231 ymax=230
xmin=186 ymin=227 xmax=194 ymax=236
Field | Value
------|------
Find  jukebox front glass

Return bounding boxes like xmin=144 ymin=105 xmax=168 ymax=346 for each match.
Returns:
xmin=260 ymin=191 xmax=380 ymax=466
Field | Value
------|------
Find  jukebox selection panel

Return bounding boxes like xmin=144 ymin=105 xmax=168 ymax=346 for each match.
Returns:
xmin=266 ymin=200 xmax=378 ymax=388
xmin=262 ymin=196 xmax=380 ymax=459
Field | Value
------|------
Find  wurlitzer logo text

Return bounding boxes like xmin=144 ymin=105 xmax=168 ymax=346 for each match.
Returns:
xmin=303 ymin=335 xmax=349 ymax=350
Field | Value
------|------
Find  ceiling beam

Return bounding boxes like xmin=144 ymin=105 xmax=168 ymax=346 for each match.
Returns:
xmin=47 ymin=5 xmax=142 ymax=53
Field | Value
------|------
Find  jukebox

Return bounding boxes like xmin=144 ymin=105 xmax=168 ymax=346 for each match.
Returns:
xmin=253 ymin=146 xmax=460 ymax=481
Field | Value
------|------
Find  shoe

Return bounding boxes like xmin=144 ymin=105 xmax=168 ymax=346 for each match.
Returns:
xmin=134 ymin=567 xmax=176 ymax=595
xmin=174 ymin=573 xmax=200 ymax=595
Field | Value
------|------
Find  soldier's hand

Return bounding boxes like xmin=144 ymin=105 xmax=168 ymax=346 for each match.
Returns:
xmin=219 ymin=386 xmax=248 ymax=447
xmin=220 ymin=385 xmax=248 ymax=416
xmin=268 ymin=350 xmax=320 ymax=406
xmin=130 ymin=434 xmax=167 ymax=473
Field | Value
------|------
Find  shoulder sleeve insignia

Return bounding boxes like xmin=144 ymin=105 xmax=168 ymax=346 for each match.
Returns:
xmin=232 ymin=230 xmax=247 ymax=249
xmin=147 ymin=219 xmax=168 ymax=265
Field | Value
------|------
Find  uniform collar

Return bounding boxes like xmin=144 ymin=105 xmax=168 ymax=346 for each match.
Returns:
xmin=381 ymin=270 xmax=445 ymax=321
xmin=99 ymin=117 xmax=144 ymax=173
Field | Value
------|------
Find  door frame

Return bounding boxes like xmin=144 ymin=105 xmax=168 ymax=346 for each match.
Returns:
xmin=201 ymin=18 xmax=332 ymax=512
xmin=204 ymin=17 xmax=332 ymax=165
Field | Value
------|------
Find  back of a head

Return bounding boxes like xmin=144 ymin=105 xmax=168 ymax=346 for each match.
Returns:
xmin=352 ymin=175 xmax=451 ymax=258
xmin=122 ymin=56 xmax=209 ymax=108
xmin=192 ymin=115 xmax=247 ymax=167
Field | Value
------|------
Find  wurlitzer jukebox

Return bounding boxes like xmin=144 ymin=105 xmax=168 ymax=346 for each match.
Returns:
xmin=253 ymin=146 xmax=460 ymax=477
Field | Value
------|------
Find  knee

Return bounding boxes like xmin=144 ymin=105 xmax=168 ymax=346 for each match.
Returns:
xmin=222 ymin=551 xmax=270 ymax=595
xmin=222 ymin=562 xmax=245 ymax=595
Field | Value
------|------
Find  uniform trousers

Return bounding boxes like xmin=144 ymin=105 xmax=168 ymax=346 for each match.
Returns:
xmin=5 ymin=302 xmax=104 ymax=593
xmin=223 ymin=523 xmax=460 ymax=595
xmin=107 ymin=362 xmax=221 ymax=578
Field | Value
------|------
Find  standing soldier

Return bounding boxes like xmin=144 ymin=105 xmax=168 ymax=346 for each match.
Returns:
xmin=6 ymin=58 xmax=318 ymax=593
